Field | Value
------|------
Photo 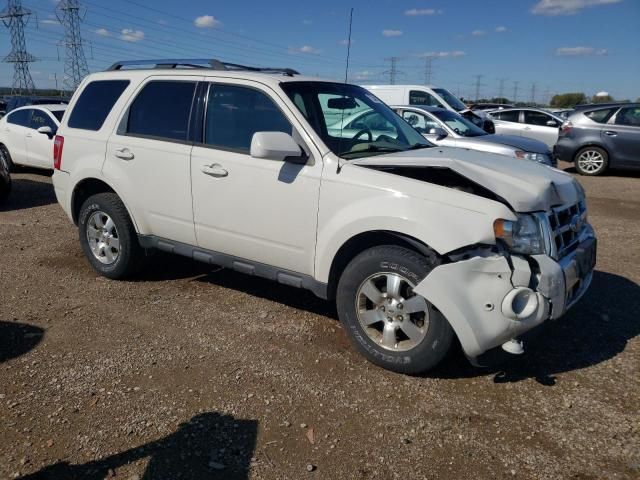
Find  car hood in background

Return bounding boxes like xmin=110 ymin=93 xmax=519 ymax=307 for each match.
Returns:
xmin=475 ymin=134 xmax=550 ymax=154
xmin=349 ymin=146 xmax=579 ymax=212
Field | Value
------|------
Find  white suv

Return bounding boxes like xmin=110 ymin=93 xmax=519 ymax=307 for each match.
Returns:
xmin=52 ymin=59 xmax=596 ymax=374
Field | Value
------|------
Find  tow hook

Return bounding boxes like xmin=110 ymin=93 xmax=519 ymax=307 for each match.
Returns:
xmin=502 ymin=339 xmax=524 ymax=355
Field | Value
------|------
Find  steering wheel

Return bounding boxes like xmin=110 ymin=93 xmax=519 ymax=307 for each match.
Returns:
xmin=453 ymin=128 xmax=461 ymax=135
xmin=352 ymin=128 xmax=373 ymax=143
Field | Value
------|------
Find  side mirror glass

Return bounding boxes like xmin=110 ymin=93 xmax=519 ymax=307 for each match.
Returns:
xmin=37 ymin=126 xmax=53 ymax=137
xmin=546 ymin=120 xmax=558 ymax=127
xmin=427 ymin=127 xmax=448 ymax=138
xmin=250 ymin=132 xmax=305 ymax=163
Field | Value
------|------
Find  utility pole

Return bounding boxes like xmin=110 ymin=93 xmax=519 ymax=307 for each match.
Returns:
xmin=57 ymin=0 xmax=89 ymax=91
xmin=1 ymin=0 xmax=36 ymax=94
xmin=530 ymin=82 xmax=537 ymax=105
xmin=423 ymin=56 xmax=434 ymax=85
xmin=543 ymin=87 xmax=551 ymax=106
xmin=513 ymin=81 xmax=519 ymax=103
xmin=473 ymin=74 xmax=484 ymax=103
xmin=498 ymin=78 xmax=507 ymax=99
xmin=383 ymin=56 xmax=402 ymax=85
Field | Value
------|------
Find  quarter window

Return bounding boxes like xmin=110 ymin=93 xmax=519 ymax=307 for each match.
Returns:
xmin=204 ymin=84 xmax=292 ymax=152
xmin=68 ymin=80 xmax=129 ymax=131
xmin=6 ymin=109 xmax=31 ymax=127
xmin=492 ymin=110 xmax=520 ymax=122
xmin=126 ymin=81 xmax=196 ymax=141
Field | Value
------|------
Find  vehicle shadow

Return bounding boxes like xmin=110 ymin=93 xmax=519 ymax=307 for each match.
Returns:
xmin=0 ymin=321 xmax=44 ymax=363
xmin=430 ymin=270 xmax=640 ymax=384
xmin=17 ymin=412 xmax=258 ymax=480
xmin=0 ymin=174 xmax=56 ymax=212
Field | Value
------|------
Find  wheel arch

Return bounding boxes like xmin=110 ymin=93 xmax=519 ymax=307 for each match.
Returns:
xmin=71 ymin=177 xmax=138 ymax=232
xmin=573 ymin=142 xmax=610 ymax=161
xmin=326 ymin=230 xmax=440 ymax=301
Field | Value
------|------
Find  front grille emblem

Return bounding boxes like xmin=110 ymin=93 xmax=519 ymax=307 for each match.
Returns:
xmin=569 ymin=214 xmax=583 ymax=233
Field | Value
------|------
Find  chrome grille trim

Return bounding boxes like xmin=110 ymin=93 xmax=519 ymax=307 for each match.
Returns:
xmin=535 ymin=200 xmax=588 ymax=260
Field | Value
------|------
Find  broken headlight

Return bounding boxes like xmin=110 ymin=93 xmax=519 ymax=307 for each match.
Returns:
xmin=494 ymin=214 xmax=545 ymax=255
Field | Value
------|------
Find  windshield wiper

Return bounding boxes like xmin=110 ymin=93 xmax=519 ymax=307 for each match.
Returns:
xmin=408 ymin=143 xmax=431 ymax=150
xmin=340 ymin=144 xmax=405 ymax=157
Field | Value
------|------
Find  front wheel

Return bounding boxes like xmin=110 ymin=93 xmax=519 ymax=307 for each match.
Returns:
xmin=0 ymin=145 xmax=15 ymax=172
xmin=336 ymin=245 xmax=454 ymax=375
xmin=78 ymin=192 xmax=144 ymax=279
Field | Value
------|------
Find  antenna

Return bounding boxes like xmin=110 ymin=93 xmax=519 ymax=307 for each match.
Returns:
xmin=337 ymin=7 xmax=354 ymax=174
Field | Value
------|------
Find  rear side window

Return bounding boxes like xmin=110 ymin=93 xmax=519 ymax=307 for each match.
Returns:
xmin=204 ymin=84 xmax=291 ymax=152
xmin=524 ymin=110 xmax=556 ymax=126
xmin=615 ymin=107 xmax=640 ymax=126
xmin=126 ymin=81 xmax=196 ymax=142
xmin=68 ymin=80 xmax=129 ymax=131
xmin=6 ymin=109 xmax=31 ymax=126
xmin=492 ymin=110 xmax=520 ymax=122
xmin=585 ymin=107 xmax=617 ymax=124
xmin=29 ymin=110 xmax=57 ymax=131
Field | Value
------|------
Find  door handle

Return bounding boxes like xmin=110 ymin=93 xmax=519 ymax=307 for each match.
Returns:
xmin=604 ymin=131 xmax=617 ymax=137
xmin=201 ymin=163 xmax=228 ymax=178
xmin=114 ymin=148 xmax=134 ymax=160
xmin=523 ymin=126 xmax=531 ymax=131
xmin=26 ymin=133 xmax=32 ymax=138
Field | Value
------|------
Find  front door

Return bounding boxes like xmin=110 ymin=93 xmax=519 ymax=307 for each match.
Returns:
xmin=522 ymin=110 xmax=559 ymax=148
xmin=190 ymin=81 xmax=322 ymax=275
xmin=605 ymin=106 xmax=640 ymax=165
xmin=25 ymin=109 xmax=58 ymax=168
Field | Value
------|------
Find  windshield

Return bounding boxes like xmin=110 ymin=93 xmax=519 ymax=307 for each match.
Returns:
xmin=431 ymin=110 xmax=486 ymax=137
xmin=433 ymin=88 xmax=467 ymax=112
xmin=281 ymin=82 xmax=431 ymax=159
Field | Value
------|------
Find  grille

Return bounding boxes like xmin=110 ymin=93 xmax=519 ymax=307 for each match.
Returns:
xmin=547 ymin=201 xmax=587 ymax=258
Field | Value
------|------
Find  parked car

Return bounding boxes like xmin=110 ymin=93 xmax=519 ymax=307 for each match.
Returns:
xmin=392 ymin=105 xmax=555 ymax=166
xmin=0 ymin=104 xmax=66 ymax=170
xmin=488 ymin=108 xmax=563 ymax=149
xmin=362 ymin=84 xmax=495 ymax=133
xmin=469 ymin=102 xmax=514 ymax=111
xmin=555 ymin=103 xmax=640 ymax=175
xmin=0 ymin=142 xmax=10 ymax=205
xmin=4 ymin=96 xmax=68 ymax=114
xmin=0 ymin=100 xmax=6 ymax=119
xmin=52 ymin=58 xmax=596 ymax=374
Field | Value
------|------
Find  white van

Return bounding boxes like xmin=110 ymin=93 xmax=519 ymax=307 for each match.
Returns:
xmin=362 ymin=84 xmax=494 ymax=132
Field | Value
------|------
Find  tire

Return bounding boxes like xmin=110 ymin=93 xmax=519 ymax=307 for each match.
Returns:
xmin=0 ymin=144 xmax=15 ymax=172
xmin=336 ymin=245 xmax=454 ymax=375
xmin=574 ymin=146 xmax=608 ymax=176
xmin=78 ymin=192 xmax=144 ymax=279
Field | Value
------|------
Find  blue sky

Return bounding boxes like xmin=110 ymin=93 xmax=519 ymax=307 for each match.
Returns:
xmin=1 ymin=0 xmax=638 ymax=101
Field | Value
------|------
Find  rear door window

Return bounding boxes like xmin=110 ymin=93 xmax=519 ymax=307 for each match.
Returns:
xmin=614 ymin=107 xmax=640 ymax=127
xmin=126 ymin=80 xmax=196 ymax=142
xmin=7 ymin=109 xmax=31 ymax=127
xmin=203 ymin=84 xmax=292 ymax=152
xmin=68 ymin=80 xmax=129 ymax=131
xmin=409 ymin=90 xmax=441 ymax=107
xmin=29 ymin=110 xmax=57 ymax=131
xmin=584 ymin=108 xmax=617 ymax=124
xmin=492 ymin=110 xmax=520 ymax=122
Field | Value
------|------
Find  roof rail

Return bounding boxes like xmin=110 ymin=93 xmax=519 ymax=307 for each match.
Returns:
xmin=106 ymin=59 xmax=299 ymax=76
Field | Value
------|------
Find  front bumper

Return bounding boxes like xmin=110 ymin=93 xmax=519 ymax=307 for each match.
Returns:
xmin=413 ymin=230 xmax=596 ymax=363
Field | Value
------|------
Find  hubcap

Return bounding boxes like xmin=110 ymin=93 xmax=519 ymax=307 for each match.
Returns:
xmin=577 ymin=150 xmax=604 ymax=173
xmin=86 ymin=211 xmax=120 ymax=265
xmin=355 ymin=273 xmax=430 ymax=352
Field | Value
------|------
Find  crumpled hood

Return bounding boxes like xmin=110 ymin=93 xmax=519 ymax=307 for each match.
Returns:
xmin=349 ymin=146 xmax=580 ymax=212
xmin=475 ymin=134 xmax=550 ymax=154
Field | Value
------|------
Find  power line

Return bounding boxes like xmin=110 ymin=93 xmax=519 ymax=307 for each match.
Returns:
xmin=530 ymin=82 xmax=537 ymax=104
xmin=383 ymin=56 xmax=402 ymax=85
xmin=513 ymin=80 xmax=520 ymax=103
xmin=1 ymin=0 xmax=36 ymax=93
xmin=473 ymin=74 xmax=484 ymax=102
xmin=423 ymin=56 xmax=435 ymax=85
xmin=56 ymin=0 xmax=89 ymax=91
xmin=497 ymin=78 xmax=507 ymax=99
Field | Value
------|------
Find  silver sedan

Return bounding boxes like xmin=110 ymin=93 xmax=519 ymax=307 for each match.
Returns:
xmin=394 ymin=105 xmax=555 ymax=166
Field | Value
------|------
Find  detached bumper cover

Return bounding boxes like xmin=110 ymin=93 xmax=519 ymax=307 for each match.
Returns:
xmin=414 ymin=235 xmax=595 ymax=361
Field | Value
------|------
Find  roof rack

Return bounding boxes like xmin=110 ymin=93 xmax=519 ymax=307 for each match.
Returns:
xmin=106 ymin=59 xmax=299 ymax=76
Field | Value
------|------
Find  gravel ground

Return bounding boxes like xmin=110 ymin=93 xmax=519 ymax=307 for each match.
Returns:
xmin=0 ymin=163 xmax=638 ymax=480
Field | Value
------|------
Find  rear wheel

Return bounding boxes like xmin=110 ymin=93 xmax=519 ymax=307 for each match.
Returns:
xmin=574 ymin=146 xmax=608 ymax=176
xmin=78 ymin=193 xmax=144 ymax=279
xmin=0 ymin=145 xmax=15 ymax=172
xmin=336 ymin=245 xmax=454 ymax=375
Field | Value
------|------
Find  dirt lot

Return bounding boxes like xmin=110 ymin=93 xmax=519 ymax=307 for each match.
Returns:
xmin=1 ymin=163 xmax=638 ymax=480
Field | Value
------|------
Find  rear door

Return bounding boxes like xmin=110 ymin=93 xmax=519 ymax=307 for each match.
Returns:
xmin=605 ymin=106 xmax=640 ymax=166
xmin=104 ymin=77 xmax=201 ymax=245
xmin=2 ymin=109 xmax=31 ymax=166
xmin=25 ymin=108 xmax=58 ymax=168
xmin=522 ymin=110 xmax=560 ymax=148
xmin=491 ymin=110 xmax=523 ymax=137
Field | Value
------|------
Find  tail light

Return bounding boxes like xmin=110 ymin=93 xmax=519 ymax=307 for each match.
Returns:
xmin=53 ymin=135 xmax=64 ymax=170
xmin=559 ymin=121 xmax=573 ymax=137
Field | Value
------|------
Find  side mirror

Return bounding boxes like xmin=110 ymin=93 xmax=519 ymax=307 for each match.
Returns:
xmin=250 ymin=132 xmax=305 ymax=163
xmin=427 ymin=127 xmax=448 ymax=138
xmin=37 ymin=126 xmax=54 ymax=138
xmin=546 ymin=120 xmax=558 ymax=127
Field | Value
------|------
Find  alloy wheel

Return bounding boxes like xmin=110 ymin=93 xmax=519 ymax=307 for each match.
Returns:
xmin=577 ymin=150 xmax=605 ymax=174
xmin=86 ymin=211 xmax=120 ymax=265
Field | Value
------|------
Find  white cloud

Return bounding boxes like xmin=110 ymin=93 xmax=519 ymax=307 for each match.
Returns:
xmin=471 ymin=29 xmax=486 ymax=36
xmin=418 ymin=50 xmax=466 ymax=58
xmin=353 ymin=70 xmax=373 ymax=80
xmin=289 ymin=45 xmax=321 ymax=54
xmin=40 ymin=19 xmax=59 ymax=25
xmin=382 ymin=29 xmax=403 ymax=37
xmin=157 ymin=19 xmax=168 ymax=26
xmin=404 ymin=8 xmax=442 ymax=16
xmin=194 ymin=15 xmax=221 ymax=28
xmin=302 ymin=19 xmax=313 ymax=25
xmin=495 ymin=26 xmax=507 ymax=32
xmin=95 ymin=28 xmax=110 ymax=37
xmin=120 ymin=29 xmax=144 ymax=42
xmin=339 ymin=39 xmax=356 ymax=46
xmin=532 ymin=0 xmax=622 ymax=16
xmin=555 ymin=46 xmax=608 ymax=56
